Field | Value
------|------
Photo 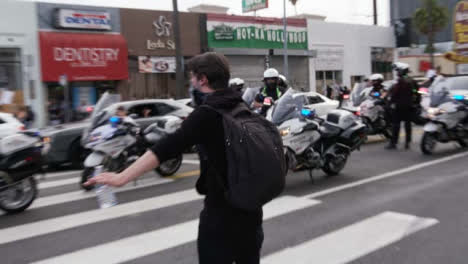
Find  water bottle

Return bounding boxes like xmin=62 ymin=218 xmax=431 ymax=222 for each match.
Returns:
xmin=93 ymin=165 xmax=118 ymax=209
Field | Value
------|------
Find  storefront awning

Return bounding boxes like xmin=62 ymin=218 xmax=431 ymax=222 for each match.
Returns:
xmin=39 ymin=32 xmax=128 ymax=82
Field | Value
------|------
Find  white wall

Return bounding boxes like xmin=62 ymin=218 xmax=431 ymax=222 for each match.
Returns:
xmin=0 ymin=0 xmax=44 ymax=127
xmin=307 ymin=20 xmax=395 ymax=92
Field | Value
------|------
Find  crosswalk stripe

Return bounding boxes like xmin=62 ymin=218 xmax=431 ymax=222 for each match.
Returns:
xmin=40 ymin=170 xmax=81 ymax=180
xmin=31 ymin=177 xmax=173 ymax=210
xmin=37 ymin=177 xmax=78 ymax=190
xmin=262 ymin=211 xmax=439 ymax=264
xmin=32 ymin=196 xmax=321 ymax=264
xmin=0 ymin=189 xmax=202 ymax=245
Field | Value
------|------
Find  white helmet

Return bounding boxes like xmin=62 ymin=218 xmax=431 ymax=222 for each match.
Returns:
xmin=369 ymin=73 xmax=384 ymax=81
xmin=263 ymin=68 xmax=279 ymax=79
xmin=392 ymin=62 xmax=410 ymax=71
xmin=278 ymin=74 xmax=286 ymax=82
xmin=426 ymin=69 xmax=437 ymax=79
xmin=229 ymin=78 xmax=244 ymax=86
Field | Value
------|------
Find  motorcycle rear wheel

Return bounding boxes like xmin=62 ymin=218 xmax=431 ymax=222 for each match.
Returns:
xmin=323 ymin=154 xmax=348 ymax=176
xmin=0 ymin=177 xmax=37 ymax=214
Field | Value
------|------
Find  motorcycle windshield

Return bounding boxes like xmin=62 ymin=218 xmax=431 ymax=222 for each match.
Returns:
xmin=270 ymin=89 xmax=306 ymax=125
xmin=89 ymin=92 xmax=121 ymax=129
xmin=429 ymin=78 xmax=451 ymax=107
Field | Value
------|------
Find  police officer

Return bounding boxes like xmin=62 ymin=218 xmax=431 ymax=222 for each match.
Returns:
xmin=386 ymin=62 xmax=415 ymax=150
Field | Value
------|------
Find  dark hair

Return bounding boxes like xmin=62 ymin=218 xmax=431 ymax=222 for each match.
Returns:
xmin=116 ymin=106 xmax=126 ymax=112
xmin=187 ymin=52 xmax=230 ymax=90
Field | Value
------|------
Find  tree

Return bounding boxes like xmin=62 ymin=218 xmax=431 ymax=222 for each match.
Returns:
xmin=413 ymin=0 xmax=449 ymax=67
xmin=289 ymin=0 xmax=298 ymax=15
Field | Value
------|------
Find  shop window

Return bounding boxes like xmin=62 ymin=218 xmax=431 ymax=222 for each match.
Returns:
xmin=0 ymin=48 xmax=22 ymax=91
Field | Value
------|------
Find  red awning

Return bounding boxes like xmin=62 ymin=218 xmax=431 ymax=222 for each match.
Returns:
xmin=39 ymin=32 xmax=128 ymax=82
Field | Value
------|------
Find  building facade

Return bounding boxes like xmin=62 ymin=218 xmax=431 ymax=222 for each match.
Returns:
xmin=0 ymin=0 xmax=43 ymax=126
xmin=307 ymin=20 xmax=395 ymax=93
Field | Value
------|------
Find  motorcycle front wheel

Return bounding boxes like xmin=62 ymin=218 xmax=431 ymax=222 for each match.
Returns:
xmin=156 ymin=154 xmax=183 ymax=177
xmin=0 ymin=177 xmax=37 ymax=214
xmin=421 ymin=132 xmax=437 ymax=155
xmin=323 ymin=154 xmax=348 ymax=176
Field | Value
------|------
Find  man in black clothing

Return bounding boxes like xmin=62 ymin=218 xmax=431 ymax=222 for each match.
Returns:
xmin=85 ymin=52 xmax=264 ymax=264
xmin=386 ymin=62 xmax=415 ymax=150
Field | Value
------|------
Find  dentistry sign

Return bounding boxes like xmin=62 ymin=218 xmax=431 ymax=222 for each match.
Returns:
xmin=54 ymin=9 xmax=112 ymax=30
xmin=207 ymin=14 xmax=308 ymax=50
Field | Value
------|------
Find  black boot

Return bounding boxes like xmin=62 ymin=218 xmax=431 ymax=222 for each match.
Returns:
xmin=385 ymin=143 xmax=397 ymax=150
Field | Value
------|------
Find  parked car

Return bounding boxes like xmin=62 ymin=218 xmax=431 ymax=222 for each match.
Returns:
xmin=0 ymin=112 xmax=24 ymax=139
xmin=300 ymin=91 xmax=340 ymax=117
xmin=41 ymin=99 xmax=193 ymax=169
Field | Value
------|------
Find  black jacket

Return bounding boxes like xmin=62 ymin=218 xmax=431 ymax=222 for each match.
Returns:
xmin=151 ymin=88 xmax=262 ymax=225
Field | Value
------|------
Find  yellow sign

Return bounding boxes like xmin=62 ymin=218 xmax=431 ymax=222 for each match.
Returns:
xmin=445 ymin=1 xmax=468 ymax=62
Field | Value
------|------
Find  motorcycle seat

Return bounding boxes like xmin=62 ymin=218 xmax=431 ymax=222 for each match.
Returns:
xmin=320 ymin=123 xmax=342 ymax=138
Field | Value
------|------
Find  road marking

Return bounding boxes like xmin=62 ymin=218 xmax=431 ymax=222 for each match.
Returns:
xmin=39 ymin=170 xmax=81 ymax=180
xmin=0 ymin=189 xmax=202 ymax=245
xmin=31 ymin=177 xmax=173 ymax=210
xmin=32 ymin=196 xmax=321 ymax=264
xmin=168 ymin=170 xmax=200 ymax=179
xmin=303 ymin=151 xmax=468 ymax=199
xmin=262 ymin=211 xmax=438 ymax=264
xmin=38 ymin=177 xmax=78 ymax=190
xmin=182 ymin=159 xmax=200 ymax=165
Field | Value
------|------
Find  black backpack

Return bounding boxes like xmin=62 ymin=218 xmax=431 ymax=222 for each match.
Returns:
xmin=203 ymin=103 xmax=287 ymax=211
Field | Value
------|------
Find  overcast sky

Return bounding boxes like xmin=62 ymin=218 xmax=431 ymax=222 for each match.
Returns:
xmin=26 ymin=0 xmax=391 ymax=26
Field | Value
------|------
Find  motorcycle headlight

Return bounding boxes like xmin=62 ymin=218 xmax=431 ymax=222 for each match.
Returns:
xmin=279 ymin=127 xmax=290 ymax=137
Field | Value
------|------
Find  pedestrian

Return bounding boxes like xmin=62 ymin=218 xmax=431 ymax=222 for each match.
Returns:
xmin=386 ymin=62 xmax=415 ymax=150
xmin=85 ymin=52 xmax=286 ymax=264
xmin=326 ymin=84 xmax=333 ymax=99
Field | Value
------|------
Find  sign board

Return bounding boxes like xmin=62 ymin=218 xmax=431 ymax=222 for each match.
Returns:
xmin=39 ymin=32 xmax=128 ymax=82
xmin=138 ymin=56 xmax=176 ymax=73
xmin=242 ymin=0 xmax=269 ymax=13
xmin=446 ymin=1 xmax=468 ymax=62
xmin=54 ymin=9 xmax=112 ymax=30
xmin=314 ymin=47 xmax=344 ymax=71
xmin=207 ymin=15 xmax=307 ymax=50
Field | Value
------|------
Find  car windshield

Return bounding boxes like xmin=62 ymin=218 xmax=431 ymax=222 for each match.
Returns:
xmin=429 ymin=78 xmax=452 ymax=107
xmin=270 ymin=89 xmax=306 ymax=125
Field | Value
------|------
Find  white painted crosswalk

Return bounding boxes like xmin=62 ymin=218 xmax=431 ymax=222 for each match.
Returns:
xmin=0 ymin=167 xmax=442 ymax=264
xmin=262 ymin=212 xmax=439 ymax=264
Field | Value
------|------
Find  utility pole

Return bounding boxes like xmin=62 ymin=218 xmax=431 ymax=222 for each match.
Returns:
xmin=373 ymin=0 xmax=378 ymax=25
xmin=172 ymin=0 xmax=185 ymax=99
xmin=283 ymin=0 xmax=289 ymax=80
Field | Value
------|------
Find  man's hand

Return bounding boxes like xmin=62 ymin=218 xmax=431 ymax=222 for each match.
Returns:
xmin=84 ymin=172 xmax=126 ymax=187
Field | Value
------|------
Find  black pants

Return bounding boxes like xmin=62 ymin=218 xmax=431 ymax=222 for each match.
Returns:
xmin=391 ymin=107 xmax=412 ymax=146
xmin=197 ymin=207 xmax=264 ymax=264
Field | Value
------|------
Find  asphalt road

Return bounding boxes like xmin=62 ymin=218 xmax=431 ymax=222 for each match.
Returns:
xmin=1 ymin=133 xmax=468 ymax=264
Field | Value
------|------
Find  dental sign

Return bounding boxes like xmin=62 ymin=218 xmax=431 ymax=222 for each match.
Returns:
xmin=55 ymin=9 xmax=111 ymax=30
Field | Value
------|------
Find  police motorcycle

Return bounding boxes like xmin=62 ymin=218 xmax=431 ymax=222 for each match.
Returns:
xmin=356 ymin=89 xmax=392 ymax=138
xmin=271 ymin=89 xmax=367 ymax=181
xmin=80 ymin=93 xmax=183 ymax=190
xmin=0 ymin=131 xmax=50 ymax=213
xmin=420 ymin=80 xmax=468 ymax=155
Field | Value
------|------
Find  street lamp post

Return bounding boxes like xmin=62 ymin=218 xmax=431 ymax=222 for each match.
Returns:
xmin=172 ymin=0 xmax=184 ymax=99
xmin=283 ymin=0 xmax=289 ymax=80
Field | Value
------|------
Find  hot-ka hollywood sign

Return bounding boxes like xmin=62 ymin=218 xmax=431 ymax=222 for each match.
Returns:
xmin=54 ymin=9 xmax=111 ymax=30
xmin=208 ymin=20 xmax=307 ymax=50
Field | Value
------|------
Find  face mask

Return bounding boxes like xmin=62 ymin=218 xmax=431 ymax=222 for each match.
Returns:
xmin=190 ymin=85 xmax=209 ymax=107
